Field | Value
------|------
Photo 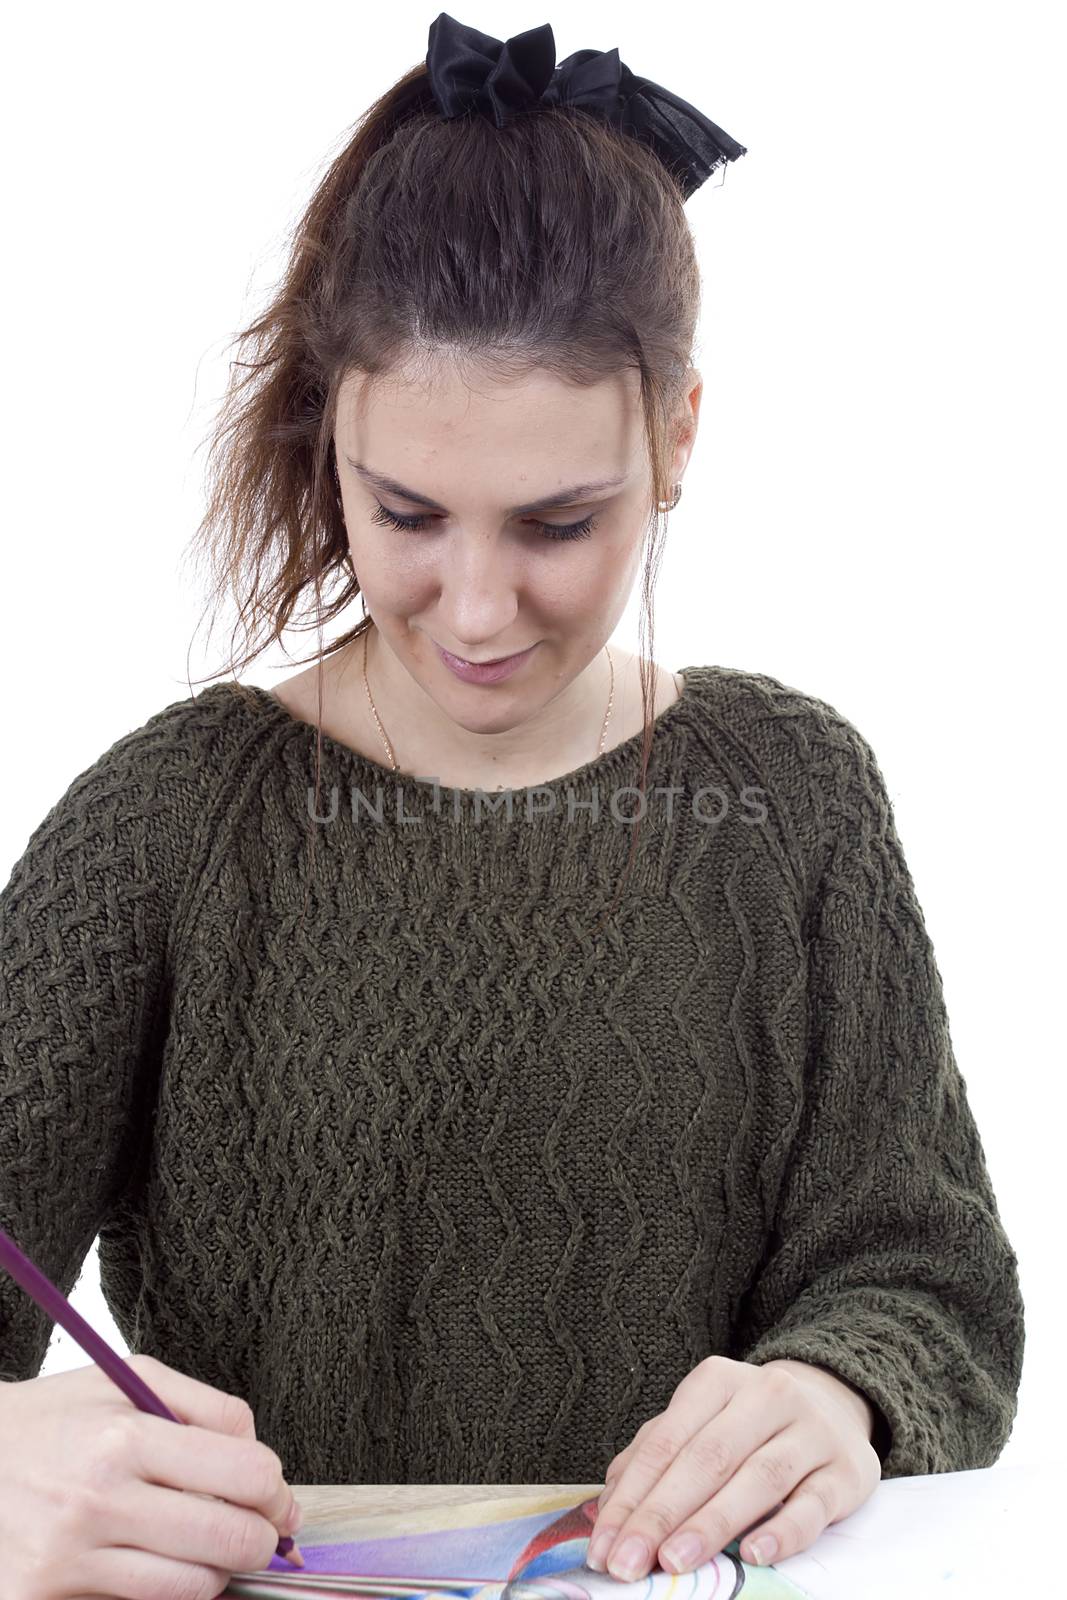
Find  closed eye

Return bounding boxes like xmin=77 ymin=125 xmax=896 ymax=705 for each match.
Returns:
xmin=369 ymin=501 xmax=597 ymax=543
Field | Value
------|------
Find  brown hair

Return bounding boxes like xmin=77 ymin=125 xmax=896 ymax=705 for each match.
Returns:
xmin=185 ymin=57 xmax=705 ymax=935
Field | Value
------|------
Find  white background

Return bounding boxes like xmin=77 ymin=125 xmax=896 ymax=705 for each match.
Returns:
xmin=2 ymin=0 xmax=1062 ymax=1473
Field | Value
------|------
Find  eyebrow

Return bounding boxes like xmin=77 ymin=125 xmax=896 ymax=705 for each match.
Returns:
xmin=345 ymin=457 xmax=629 ymax=516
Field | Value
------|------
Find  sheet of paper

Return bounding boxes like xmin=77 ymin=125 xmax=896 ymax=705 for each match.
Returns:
xmin=222 ymin=1486 xmax=808 ymax=1598
xmin=222 ymin=1460 xmax=1062 ymax=1599
xmin=773 ymin=1458 xmax=1062 ymax=1598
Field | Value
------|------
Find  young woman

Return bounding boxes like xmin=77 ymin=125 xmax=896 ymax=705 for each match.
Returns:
xmin=0 ymin=12 xmax=1023 ymax=1599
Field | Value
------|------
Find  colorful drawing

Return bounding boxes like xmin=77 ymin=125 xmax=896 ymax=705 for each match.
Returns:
xmin=222 ymin=1488 xmax=811 ymax=1600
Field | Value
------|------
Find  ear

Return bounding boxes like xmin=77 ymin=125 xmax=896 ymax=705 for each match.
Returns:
xmin=672 ymin=366 xmax=703 ymax=479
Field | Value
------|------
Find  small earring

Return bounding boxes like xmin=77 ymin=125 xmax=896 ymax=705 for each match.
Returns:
xmin=657 ymin=481 xmax=683 ymax=513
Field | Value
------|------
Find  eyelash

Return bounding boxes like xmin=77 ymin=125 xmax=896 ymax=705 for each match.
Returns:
xmin=369 ymin=501 xmax=597 ymax=542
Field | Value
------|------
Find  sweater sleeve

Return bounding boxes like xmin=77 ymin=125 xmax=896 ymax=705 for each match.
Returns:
xmin=730 ymin=715 xmax=1025 ymax=1478
xmin=0 ymin=695 xmax=215 ymax=1382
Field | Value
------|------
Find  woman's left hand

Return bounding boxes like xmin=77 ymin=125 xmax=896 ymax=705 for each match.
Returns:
xmin=586 ymin=1355 xmax=881 ymax=1577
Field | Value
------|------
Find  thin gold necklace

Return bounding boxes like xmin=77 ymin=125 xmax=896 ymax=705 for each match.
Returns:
xmin=360 ymin=624 xmax=615 ymax=776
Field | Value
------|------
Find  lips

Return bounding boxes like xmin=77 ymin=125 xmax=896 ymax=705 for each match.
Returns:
xmin=458 ymin=649 xmax=524 ymax=665
xmin=435 ymin=640 xmax=538 ymax=684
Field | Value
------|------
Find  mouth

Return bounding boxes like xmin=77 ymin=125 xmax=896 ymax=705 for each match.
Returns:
xmin=434 ymin=640 xmax=539 ymax=683
xmin=453 ymin=648 xmax=529 ymax=665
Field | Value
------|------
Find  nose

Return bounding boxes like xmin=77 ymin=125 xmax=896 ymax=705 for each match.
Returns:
xmin=436 ymin=535 xmax=524 ymax=654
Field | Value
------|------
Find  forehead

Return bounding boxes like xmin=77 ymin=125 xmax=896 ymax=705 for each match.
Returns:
xmin=335 ymin=360 xmax=643 ymax=459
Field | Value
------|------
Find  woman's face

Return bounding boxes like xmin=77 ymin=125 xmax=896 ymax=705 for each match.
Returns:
xmin=332 ymin=358 xmax=700 ymax=734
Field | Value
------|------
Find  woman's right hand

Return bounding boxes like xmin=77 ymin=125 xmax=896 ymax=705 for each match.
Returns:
xmin=1 ymin=1352 xmax=303 ymax=1599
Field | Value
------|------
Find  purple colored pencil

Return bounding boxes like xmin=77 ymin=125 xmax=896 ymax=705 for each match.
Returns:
xmin=0 ymin=1223 xmax=303 ymax=1568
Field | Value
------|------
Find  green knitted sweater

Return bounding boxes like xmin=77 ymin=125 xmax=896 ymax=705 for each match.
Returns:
xmin=0 ymin=665 xmax=1024 ymax=1485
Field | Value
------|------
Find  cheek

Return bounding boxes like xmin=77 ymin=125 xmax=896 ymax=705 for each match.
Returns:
xmin=550 ymin=562 xmax=624 ymax=622
xmin=554 ymin=538 xmax=642 ymax=622
xmin=540 ymin=521 xmax=642 ymax=602
xmin=348 ymin=537 xmax=430 ymax=610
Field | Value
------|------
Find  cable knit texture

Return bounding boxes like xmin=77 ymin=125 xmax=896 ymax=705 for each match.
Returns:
xmin=0 ymin=665 xmax=1024 ymax=1484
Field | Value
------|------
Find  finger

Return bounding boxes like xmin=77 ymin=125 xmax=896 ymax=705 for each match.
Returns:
xmin=649 ymin=1422 xmax=831 ymax=1574
xmin=736 ymin=1459 xmax=849 ymax=1567
xmin=739 ymin=1428 xmax=880 ymax=1568
xmin=122 ymin=1408 xmax=298 ymax=1536
xmin=121 ymin=1353 xmax=259 ymax=1441
xmin=589 ymin=1367 xmax=805 ymax=1578
xmin=75 ymin=1541 xmax=232 ymax=1600
xmin=596 ymin=1428 xmax=647 ymax=1512
xmin=588 ymin=1420 xmax=729 ymax=1580
xmin=586 ymin=1413 xmax=723 ymax=1576
xmin=594 ymin=1411 xmax=662 ymax=1524
xmin=591 ymin=1388 xmax=726 ymax=1548
xmin=101 ymin=1477 xmax=287 ymax=1576
xmin=590 ymin=1359 xmax=739 ymax=1544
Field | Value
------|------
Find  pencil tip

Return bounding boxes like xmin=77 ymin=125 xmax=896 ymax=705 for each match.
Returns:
xmin=283 ymin=1540 xmax=305 ymax=1568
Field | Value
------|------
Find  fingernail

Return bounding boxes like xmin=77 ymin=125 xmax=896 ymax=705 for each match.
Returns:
xmin=660 ymin=1531 xmax=703 ymax=1571
xmin=587 ymin=1529 xmax=616 ymax=1570
xmin=748 ymin=1534 xmax=778 ymax=1566
xmin=608 ymin=1535 xmax=649 ymax=1580
xmin=289 ymin=1499 xmax=305 ymax=1534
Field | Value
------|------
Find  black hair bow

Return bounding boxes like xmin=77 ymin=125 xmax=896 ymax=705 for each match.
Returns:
xmin=425 ymin=11 xmax=747 ymax=200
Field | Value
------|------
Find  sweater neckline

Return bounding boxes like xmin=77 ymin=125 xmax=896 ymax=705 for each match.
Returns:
xmin=223 ymin=666 xmax=704 ymax=805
